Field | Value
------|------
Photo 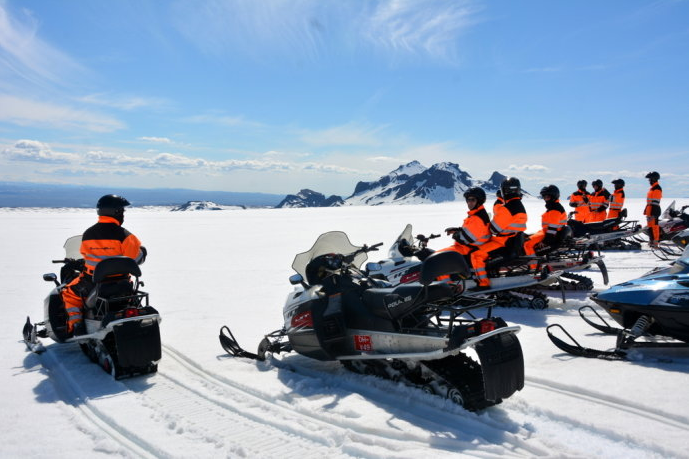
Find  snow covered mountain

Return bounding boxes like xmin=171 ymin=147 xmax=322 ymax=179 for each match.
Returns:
xmin=346 ymin=161 xmax=504 ymax=206
xmin=170 ymin=201 xmax=244 ymax=211
xmin=276 ymin=189 xmax=344 ymax=208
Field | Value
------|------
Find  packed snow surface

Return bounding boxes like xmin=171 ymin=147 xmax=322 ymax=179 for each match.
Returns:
xmin=3 ymin=198 xmax=689 ymax=458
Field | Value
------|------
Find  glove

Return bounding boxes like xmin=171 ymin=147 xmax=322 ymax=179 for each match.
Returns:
xmin=445 ymin=227 xmax=459 ymax=235
xmin=452 ymin=231 xmax=465 ymax=243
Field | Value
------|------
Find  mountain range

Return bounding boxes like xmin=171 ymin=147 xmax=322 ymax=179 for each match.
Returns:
xmin=277 ymin=161 xmax=507 ymax=208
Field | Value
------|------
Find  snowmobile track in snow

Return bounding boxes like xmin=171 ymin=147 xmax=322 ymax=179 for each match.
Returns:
xmin=161 ymin=345 xmax=549 ymax=458
xmin=35 ymin=347 xmax=169 ymax=458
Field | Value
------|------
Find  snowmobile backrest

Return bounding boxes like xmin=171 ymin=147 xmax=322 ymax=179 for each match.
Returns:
xmin=419 ymin=251 xmax=470 ymax=286
xmin=92 ymin=256 xmax=141 ymax=283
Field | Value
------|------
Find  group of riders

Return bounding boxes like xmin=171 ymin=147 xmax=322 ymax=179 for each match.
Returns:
xmin=442 ymin=171 xmax=663 ymax=290
xmin=60 ymin=171 xmax=663 ymax=336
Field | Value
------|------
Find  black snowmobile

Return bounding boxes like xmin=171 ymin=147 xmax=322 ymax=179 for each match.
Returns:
xmin=23 ymin=235 xmax=161 ymax=378
xmin=219 ymin=231 xmax=524 ymax=411
xmin=645 ymin=201 xmax=689 ymax=260
xmin=547 ymin=245 xmax=689 ymax=361
xmin=368 ymin=224 xmax=563 ymax=309
xmin=567 ymin=209 xmax=643 ymax=251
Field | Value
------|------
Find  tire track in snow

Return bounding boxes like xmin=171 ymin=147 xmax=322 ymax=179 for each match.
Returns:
xmin=162 ymin=345 xmax=552 ymax=458
xmin=38 ymin=348 xmax=170 ymax=458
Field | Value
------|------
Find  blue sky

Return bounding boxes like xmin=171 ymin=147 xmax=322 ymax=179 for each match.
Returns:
xmin=1 ymin=0 xmax=688 ymax=198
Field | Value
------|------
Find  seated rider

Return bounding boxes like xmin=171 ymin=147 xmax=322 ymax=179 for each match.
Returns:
xmin=568 ymin=180 xmax=590 ymax=222
xmin=523 ymin=185 xmax=568 ymax=269
xmin=607 ymin=178 xmax=626 ymax=220
xmin=470 ymin=177 xmax=528 ymax=290
xmin=61 ymin=195 xmax=146 ymax=336
xmin=441 ymin=187 xmax=491 ymax=260
xmin=587 ymin=179 xmax=610 ymax=223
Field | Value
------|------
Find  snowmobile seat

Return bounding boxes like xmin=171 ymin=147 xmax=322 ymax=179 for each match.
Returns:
xmin=92 ymin=256 xmax=141 ymax=283
xmin=485 ymin=233 xmax=528 ymax=269
xmin=419 ymin=251 xmax=471 ymax=285
xmin=362 ymin=282 xmax=454 ymax=320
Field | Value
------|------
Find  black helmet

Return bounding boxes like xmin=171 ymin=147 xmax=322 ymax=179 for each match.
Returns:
xmin=592 ymin=179 xmax=603 ymax=188
xmin=97 ymin=194 xmax=130 ymax=220
xmin=577 ymin=179 xmax=587 ymax=189
xmin=540 ymin=184 xmax=560 ymax=200
xmin=463 ymin=187 xmax=486 ymax=206
xmin=500 ymin=177 xmax=521 ymax=199
xmin=612 ymin=178 xmax=625 ymax=188
xmin=496 ymin=188 xmax=502 ymax=198
xmin=645 ymin=171 xmax=660 ymax=182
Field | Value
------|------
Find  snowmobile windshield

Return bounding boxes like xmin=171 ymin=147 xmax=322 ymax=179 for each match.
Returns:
xmin=389 ymin=224 xmax=413 ymax=258
xmin=292 ymin=231 xmax=366 ymax=279
xmin=662 ymin=201 xmax=677 ymax=219
xmin=64 ymin=235 xmax=82 ymax=259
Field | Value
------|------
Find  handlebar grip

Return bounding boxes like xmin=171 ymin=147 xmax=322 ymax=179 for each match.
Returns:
xmin=429 ymin=233 xmax=440 ymax=239
xmin=52 ymin=259 xmax=66 ymax=264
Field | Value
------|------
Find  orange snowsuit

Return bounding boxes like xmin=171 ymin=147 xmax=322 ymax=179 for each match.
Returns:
xmin=470 ymin=197 xmax=528 ymax=287
xmin=493 ymin=196 xmax=504 ymax=217
xmin=569 ymin=190 xmax=590 ymax=222
xmin=587 ymin=188 xmax=611 ymax=223
xmin=441 ymin=205 xmax=491 ymax=256
xmin=523 ymin=200 xmax=568 ymax=269
xmin=607 ymin=188 xmax=625 ymax=220
xmin=644 ymin=182 xmax=663 ymax=244
xmin=62 ymin=216 xmax=143 ymax=333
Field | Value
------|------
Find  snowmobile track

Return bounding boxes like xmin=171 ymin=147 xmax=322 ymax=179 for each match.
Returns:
xmin=37 ymin=347 xmax=169 ymax=458
xmin=162 ymin=345 xmax=548 ymax=458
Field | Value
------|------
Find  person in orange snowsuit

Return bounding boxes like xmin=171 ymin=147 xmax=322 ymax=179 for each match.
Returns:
xmin=523 ymin=185 xmax=568 ymax=270
xmin=441 ymin=187 xmax=491 ymax=257
xmin=587 ymin=179 xmax=611 ymax=223
xmin=607 ymin=179 xmax=626 ymax=220
xmin=470 ymin=177 xmax=527 ymax=290
xmin=644 ymin=171 xmax=663 ymax=248
xmin=61 ymin=195 xmax=146 ymax=336
xmin=568 ymin=180 xmax=590 ymax=222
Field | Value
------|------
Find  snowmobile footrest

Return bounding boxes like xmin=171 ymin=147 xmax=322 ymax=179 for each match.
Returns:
xmin=475 ymin=331 xmax=524 ymax=401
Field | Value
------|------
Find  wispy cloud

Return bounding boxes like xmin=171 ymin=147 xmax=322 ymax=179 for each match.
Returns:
xmin=0 ymin=3 xmax=86 ymax=90
xmin=507 ymin=164 xmax=550 ymax=172
xmin=300 ymin=123 xmax=388 ymax=147
xmin=1 ymin=139 xmax=79 ymax=163
xmin=78 ymin=93 xmax=171 ymax=111
xmin=361 ymin=0 xmax=480 ymax=62
xmin=0 ymin=94 xmax=125 ymax=132
xmin=138 ymin=136 xmax=173 ymax=144
xmin=170 ymin=0 xmax=481 ymax=65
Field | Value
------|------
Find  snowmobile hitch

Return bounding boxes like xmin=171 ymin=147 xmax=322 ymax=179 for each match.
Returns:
xmin=546 ymin=323 xmax=627 ymax=361
xmin=219 ymin=326 xmax=290 ymax=361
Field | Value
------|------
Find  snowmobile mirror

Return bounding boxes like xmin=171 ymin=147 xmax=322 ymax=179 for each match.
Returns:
xmin=289 ymin=274 xmax=305 ymax=286
xmin=43 ymin=273 xmax=59 ymax=286
xmin=365 ymin=262 xmax=382 ymax=273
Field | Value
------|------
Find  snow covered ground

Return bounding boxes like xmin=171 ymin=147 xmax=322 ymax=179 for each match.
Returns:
xmin=3 ymin=198 xmax=689 ymax=458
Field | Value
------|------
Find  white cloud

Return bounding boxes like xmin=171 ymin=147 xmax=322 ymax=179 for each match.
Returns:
xmin=138 ymin=137 xmax=172 ymax=144
xmin=78 ymin=93 xmax=170 ymax=111
xmin=0 ymin=94 xmax=125 ymax=132
xmin=2 ymin=139 xmax=79 ymax=163
xmin=507 ymin=164 xmax=550 ymax=172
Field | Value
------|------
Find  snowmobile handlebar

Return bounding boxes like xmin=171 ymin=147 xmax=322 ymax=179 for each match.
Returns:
xmin=417 ymin=233 xmax=440 ymax=243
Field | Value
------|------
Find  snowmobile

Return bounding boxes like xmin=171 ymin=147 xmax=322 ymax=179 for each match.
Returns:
xmin=642 ymin=201 xmax=689 ymax=260
xmin=532 ymin=225 xmax=609 ymax=292
xmin=547 ymin=244 xmax=689 ymax=361
xmin=219 ymin=231 xmax=524 ymax=411
xmin=23 ymin=235 xmax=161 ymax=379
xmin=567 ymin=209 xmax=643 ymax=251
xmin=367 ymin=224 xmax=563 ymax=309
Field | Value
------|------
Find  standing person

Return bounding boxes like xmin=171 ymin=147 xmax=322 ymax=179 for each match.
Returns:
xmin=644 ymin=171 xmax=663 ymax=248
xmin=607 ymin=179 xmax=626 ymax=220
xmin=587 ymin=179 xmax=611 ymax=223
xmin=523 ymin=185 xmax=568 ymax=270
xmin=470 ymin=177 xmax=527 ymax=290
xmin=61 ymin=195 xmax=146 ymax=336
xmin=568 ymin=180 xmax=590 ymax=222
xmin=441 ymin=187 xmax=491 ymax=257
